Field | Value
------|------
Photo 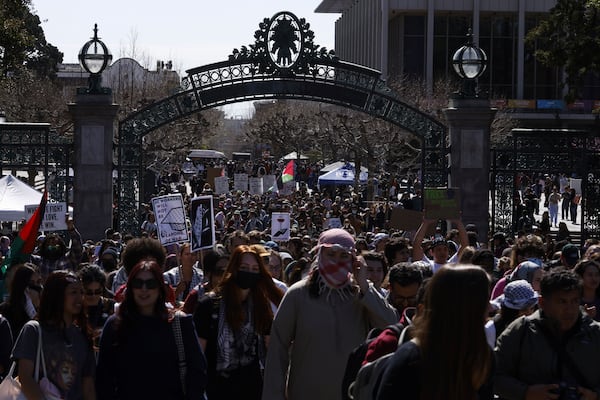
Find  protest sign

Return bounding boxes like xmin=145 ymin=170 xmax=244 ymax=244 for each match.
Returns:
xmin=423 ymin=187 xmax=461 ymax=220
xmin=191 ymin=196 xmax=215 ymax=252
xmin=263 ymin=175 xmax=277 ymax=192
xmin=234 ymin=174 xmax=248 ymax=192
xmin=271 ymin=212 xmax=291 ymax=241
xmin=151 ymin=194 xmax=189 ymax=246
xmin=207 ymin=167 xmax=224 ymax=190
xmin=248 ymin=177 xmax=263 ymax=195
xmin=214 ymin=176 xmax=229 ymax=194
xmin=25 ymin=202 xmax=67 ymax=232
xmin=389 ymin=208 xmax=423 ymax=231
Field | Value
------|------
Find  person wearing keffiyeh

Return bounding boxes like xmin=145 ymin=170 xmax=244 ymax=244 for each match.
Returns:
xmin=262 ymin=228 xmax=398 ymax=400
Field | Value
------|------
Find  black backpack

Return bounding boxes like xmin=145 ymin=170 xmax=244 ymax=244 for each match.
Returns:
xmin=341 ymin=322 xmax=404 ymax=400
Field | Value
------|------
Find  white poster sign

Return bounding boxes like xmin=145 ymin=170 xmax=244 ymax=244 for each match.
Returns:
xmin=24 ymin=202 xmax=68 ymax=232
xmin=279 ymin=181 xmax=295 ymax=196
xmin=214 ymin=176 xmax=230 ymax=195
xmin=263 ymin=175 xmax=277 ymax=192
xmin=271 ymin=212 xmax=291 ymax=242
xmin=234 ymin=174 xmax=248 ymax=192
xmin=151 ymin=194 xmax=189 ymax=246
xmin=248 ymin=177 xmax=264 ymax=195
xmin=569 ymin=178 xmax=582 ymax=194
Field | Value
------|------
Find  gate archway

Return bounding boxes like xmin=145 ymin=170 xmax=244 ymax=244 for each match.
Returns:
xmin=491 ymin=128 xmax=600 ymax=243
xmin=116 ymin=11 xmax=447 ymax=233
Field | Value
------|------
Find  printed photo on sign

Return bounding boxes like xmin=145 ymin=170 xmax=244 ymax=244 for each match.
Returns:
xmin=25 ymin=202 xmax=67 ymax=232
xmin=271 ymin=212 xmax=291 ymax=242
xmin=151 ymin=194 xmax=189 ymax=246
xmin=191 ymin=196 xmax=215 ymax=252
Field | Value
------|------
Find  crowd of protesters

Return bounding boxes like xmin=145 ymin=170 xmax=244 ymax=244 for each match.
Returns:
xmin=0 ymin=160 xmax=598 ymax=400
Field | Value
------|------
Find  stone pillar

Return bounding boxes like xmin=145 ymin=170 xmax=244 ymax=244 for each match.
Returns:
xmin=68 ymin=94 xmax=119 ymax=242
xmin=443 ymin=98 xmax=496 ymax=243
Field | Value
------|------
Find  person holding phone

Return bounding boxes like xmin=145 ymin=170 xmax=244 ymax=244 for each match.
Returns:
xmin=262 ymin=228 xmax=397 ymax=400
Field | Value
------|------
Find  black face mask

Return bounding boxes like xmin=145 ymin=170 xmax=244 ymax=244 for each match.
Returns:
xmin=234 ymin=271 xmax=260 ymax=289
xmin=44 ymin=245 xmax=63 ymax=260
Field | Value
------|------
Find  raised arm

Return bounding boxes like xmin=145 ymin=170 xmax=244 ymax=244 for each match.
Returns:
xmin=412 ymin=218 xmax=435 ymax=261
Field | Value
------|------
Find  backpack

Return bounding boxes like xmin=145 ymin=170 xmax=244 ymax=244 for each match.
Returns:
xmin=341 ymin=323 xmax=404 ymax=400
xmin=347 ymin=326 xmax=410 ymax=400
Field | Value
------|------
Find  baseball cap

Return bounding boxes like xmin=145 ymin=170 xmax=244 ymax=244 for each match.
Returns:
xmin=561 ymin=244 xmax=580 ymax=267
xmin=430 ymin=236 xmax=448 ymax=249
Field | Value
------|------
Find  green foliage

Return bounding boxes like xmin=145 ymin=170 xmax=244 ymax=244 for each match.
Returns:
xmin=0 ymin=0 xmax=62 ymax=78
xmin=526 ymin=0 xmax=600 ymax=101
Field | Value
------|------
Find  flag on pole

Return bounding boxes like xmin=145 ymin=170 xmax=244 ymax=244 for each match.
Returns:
xmin=281 ymin=160 xmax=295 ymax=183
xmin=1 ymin=190 xmax=48 ymax=278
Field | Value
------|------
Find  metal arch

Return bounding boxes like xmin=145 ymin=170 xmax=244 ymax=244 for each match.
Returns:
xmin=116 ymin=12 xmax=448 ymax=234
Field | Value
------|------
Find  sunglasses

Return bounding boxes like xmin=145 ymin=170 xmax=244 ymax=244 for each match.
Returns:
xmin=130 ymin=278 xmax=160 ymax=290
xmin=85 ymin=289 xmax=103 ymax=296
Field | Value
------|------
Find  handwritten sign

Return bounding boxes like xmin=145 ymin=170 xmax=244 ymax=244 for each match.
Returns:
xmin=424 ymin=187 xmax=461 ymax=220
xmin=234 ymin=174 xmax=248 ymax=192
xmin=249 ymin=177 xmax=263 ymax=195
xmin=214 ymin=176 xmax=230 ymax=195
xmin=24 ymin=202 xmax=67 ymax=232
xmin=151 ymin=194 xmax=189 ymax=246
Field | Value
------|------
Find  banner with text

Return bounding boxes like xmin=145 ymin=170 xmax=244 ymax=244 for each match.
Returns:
xmin=24 ymin=202 xmax=67 ymax=232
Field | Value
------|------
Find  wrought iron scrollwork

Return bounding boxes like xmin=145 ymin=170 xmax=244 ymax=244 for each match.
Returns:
xmin=116 ymin=11 xmax=448 ymax=233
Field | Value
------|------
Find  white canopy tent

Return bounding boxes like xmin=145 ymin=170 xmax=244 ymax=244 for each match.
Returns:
xmin=0 ymin=175 xmax=43 ymax=221
xmin=282 ymin=151 xmax=309 ymax=160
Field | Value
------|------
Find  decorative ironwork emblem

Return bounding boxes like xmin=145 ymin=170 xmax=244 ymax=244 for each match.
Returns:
xmin=229 ymin=11 xmax=337 ymax=76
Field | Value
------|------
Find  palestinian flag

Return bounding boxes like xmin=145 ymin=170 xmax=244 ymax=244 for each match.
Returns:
xmin=281 ymin=160 xmax=295 ymax=183
xmin=0 ymin=190 xmax=48 ymax=278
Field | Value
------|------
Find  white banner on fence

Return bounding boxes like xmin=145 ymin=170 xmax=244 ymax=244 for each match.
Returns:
xmin=151 ymin=194 xmax=189 ymax=246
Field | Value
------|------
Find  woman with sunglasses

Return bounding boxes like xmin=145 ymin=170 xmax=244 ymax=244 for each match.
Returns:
xmin=0 ymin=263 xmax=43 ymax=339
xmin=193 ymin=245 xmax=284 ymax=400
xmin=12 ymin=270 xmax=96 ymax=399
xmin=96 ymin=260 xmax=207 ymax=399
xmin=78 ymin=264 xmax=115 ymax=330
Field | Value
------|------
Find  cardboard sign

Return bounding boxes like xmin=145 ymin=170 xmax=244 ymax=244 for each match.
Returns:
xmin=234 ymin=174 xmax=248 ymax=192
xmin=151 ymin=194 xmax=189 ymax=246
xmin=248 ymin=177 xmax=263 ymax=195
xmin=271 ymin=212 xmax=291 ymax=242
xmin=190 ymin=196 xmax=215 ymax=252
xmin=206 ymin=167 xmax=224 ymax=190
xmin=24 ymin=202 xmax=68 ymax=232
xmin=389 ymin=208 xmax=423 ymax=231
xmin=423 ymin=188 xmax=461 ymax=220
xmin=213 ymin=176 xmax=229 ymax=195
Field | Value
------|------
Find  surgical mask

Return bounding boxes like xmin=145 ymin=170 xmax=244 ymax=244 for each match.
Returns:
xmin=235 ymin=271 xmax=260 ymax=289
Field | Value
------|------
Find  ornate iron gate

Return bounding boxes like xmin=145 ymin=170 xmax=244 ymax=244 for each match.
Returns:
xmin=116 ymin=11 xmax=448 ymax=234
xmin=491 ymin=128 xmax=600 ymax=242
xmin=0 ymin=123 xmax=73 ymax=203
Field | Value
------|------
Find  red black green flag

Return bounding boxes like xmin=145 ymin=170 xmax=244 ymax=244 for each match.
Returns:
xmin=0 ymin=190 xmax=48 ymax=278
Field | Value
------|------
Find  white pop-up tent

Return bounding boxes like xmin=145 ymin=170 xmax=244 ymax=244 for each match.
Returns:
xmin=0 ymin=175 xmax=43 ymax=221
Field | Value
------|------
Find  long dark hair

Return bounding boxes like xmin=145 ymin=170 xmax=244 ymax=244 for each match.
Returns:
xmin=118 ymin=260 xmax=169 ymax=323
xmin=216 ymin=245 xmax=283 ymax=334
xmin=414 ymin=265 xmax=492 ymax=400
xmin=37 ymin=270 xmax=90 ymax=344
xmin=4 ymin=263 xmax=38 ymax=335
